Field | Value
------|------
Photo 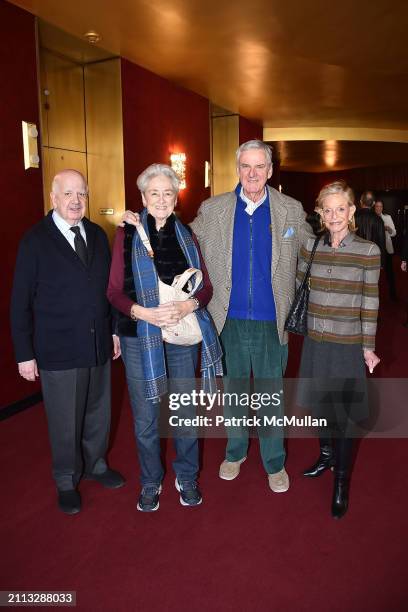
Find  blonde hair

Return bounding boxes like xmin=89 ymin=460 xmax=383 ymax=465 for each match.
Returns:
xmin=315 ymin=181 xmax=356 ymax=232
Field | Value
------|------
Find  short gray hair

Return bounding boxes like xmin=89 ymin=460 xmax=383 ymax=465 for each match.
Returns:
xmin=136 ymin=164 xmax=180 ymax=194
xmin=236 ymin=140 xmax=273 ymax=168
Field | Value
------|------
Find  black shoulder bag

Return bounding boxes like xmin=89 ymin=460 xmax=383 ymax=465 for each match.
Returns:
xmin=284 ymin=235 xmax=320 ymax=336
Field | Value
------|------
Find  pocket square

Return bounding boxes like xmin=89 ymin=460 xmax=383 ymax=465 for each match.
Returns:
xmin=283 ymin=227 xmax=295 ymax=238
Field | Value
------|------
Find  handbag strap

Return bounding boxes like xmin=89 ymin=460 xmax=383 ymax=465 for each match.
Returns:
xmin=172 ymin=268 xmax=203 ymax=295
xmin=307 ymin=235 xmax=321 ymax=270
xmin=303 ymin=235 xmax=321 ymax=283
xmin=135 ymin=223 xmax=154 ymax=258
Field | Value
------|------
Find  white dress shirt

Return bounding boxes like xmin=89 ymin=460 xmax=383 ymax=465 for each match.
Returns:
xmin=380 ymin=213 xmax=396 ymax=254
xmin=239 ymin=186 xmax=268 ymax=216
xmin=52 ymin=210 xmax=87 ymax=249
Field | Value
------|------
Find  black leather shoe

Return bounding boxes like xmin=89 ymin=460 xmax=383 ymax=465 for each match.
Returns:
xmin=58 ymin=489 xmax=81 ymax=515
xmin=84 ymin=469 xmax=125 ymax=489
xmin=331 ymin=477 xmax=349 ymax=519
xmin=303 ymin=445 xmax=335 ymax=477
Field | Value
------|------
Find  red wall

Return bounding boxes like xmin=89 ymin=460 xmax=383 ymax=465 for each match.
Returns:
xmin=121 ymin=59 xmax=211 ymax=224
xmin=239 ymin=116 xmax=263 ymax=144
xmin=0 ymin=0 xmax=43 ymax=407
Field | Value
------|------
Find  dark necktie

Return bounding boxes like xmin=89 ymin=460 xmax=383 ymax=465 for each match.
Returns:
xmin=70 ymin=226 xmax=88 ymax=266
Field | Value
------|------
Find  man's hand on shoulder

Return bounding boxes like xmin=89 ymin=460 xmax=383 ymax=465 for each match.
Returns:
xmin=18 ymin=359 xmax=39 ymax=381
xmin=119 ymin=210 xmax=140 ymax=227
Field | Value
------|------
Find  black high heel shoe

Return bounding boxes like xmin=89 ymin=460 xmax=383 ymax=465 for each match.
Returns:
xmin=303 ymin=443 xmax=335 ymax=477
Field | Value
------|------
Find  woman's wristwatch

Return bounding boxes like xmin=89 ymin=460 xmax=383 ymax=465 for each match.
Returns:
xmin=190 ymin=298 xmax=200 ymax=311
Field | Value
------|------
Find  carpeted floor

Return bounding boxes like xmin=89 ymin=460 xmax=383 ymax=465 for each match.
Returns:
xmin=1 ymin=268 xmax=407 ymax=611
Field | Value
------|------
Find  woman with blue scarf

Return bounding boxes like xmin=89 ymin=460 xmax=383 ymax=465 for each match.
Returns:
xmin=108 ymin=164 xmax=222 ymax=512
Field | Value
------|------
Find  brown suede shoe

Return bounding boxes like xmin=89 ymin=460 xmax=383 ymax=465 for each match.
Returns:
xmin=219 ymin=457 xmax=246 ymax=480
xmin=268 ymin=468 xmax=290 ymax=493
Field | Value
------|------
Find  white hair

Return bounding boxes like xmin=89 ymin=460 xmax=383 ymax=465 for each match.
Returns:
xmin=236 ymin=140 xmax=273 ymax=168
xmin=136 ymin=164 xmax=180 ymax=194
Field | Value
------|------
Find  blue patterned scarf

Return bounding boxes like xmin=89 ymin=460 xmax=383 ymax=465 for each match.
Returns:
xmin=131 ymin=210 xmax=223 ymax=401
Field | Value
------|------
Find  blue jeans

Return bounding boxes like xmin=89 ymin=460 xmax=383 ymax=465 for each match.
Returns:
xmin=120 ymin=337 xmax=199 ymax=487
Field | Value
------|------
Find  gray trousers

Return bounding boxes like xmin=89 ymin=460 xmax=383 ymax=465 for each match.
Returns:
xmin=40 ymin=361 xmax=111 ymax=490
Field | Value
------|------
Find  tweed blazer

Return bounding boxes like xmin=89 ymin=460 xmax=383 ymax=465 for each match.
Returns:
xmin=190 ymin=185 xmax=312 ymax=344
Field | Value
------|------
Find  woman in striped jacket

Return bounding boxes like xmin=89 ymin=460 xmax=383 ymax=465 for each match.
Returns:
xmin=297 ymin=181 xmax=381 ymax=519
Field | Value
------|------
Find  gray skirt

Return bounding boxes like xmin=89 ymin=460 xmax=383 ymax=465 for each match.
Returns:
xmin=297 ymin=336 xmax=368 ymax=430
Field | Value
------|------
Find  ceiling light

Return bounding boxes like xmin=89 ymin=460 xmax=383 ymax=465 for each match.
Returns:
xmin=84 ymin=31 xmax=101 ymax=44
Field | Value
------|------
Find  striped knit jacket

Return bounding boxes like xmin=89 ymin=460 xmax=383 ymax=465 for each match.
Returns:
xmin=297 ymin=231 xmax=381 ymax=350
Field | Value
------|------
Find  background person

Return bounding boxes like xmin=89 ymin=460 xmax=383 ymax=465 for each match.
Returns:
xmin=374 ymin=199 xmax=397 ymax=300
xmin=401 ymin=232 xmax=408 ymax=326
xmin=355 ymin=190 xmax=386 ymax=266
xmin=306 ymin=211 xmax=322 ymax=236
xmin=297 ymin=181 xmax=381 ymax=519
xmin=108 ymin=164 xmax=222 ymax=512
xmin=11 ymin=170 xmax=124 ymax=515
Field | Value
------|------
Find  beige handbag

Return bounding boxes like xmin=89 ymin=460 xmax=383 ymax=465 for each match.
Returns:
xmin=159 ymin=267 xmax=203 ymax=345
xmin=136 ymin=224 xmax=203 ymax=346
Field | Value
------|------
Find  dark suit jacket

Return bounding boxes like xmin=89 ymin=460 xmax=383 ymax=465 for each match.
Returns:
xmin=401 ymin=232 xmax=408 ymax=262
xmin=355 ymin=208 xmax=386 ymax=266
xmin=11 ymin=211 xmax=113 ymax=370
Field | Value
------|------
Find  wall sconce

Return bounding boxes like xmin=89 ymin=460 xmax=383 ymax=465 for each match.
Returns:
xmin=22 ymin=121 xmax=40 ymax=169
xmin=205 ymin=161 xmax=211 ymax=188
xmin=170 ymin=153 xmax=186 ymax=189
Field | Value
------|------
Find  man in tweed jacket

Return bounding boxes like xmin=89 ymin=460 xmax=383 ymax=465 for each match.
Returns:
xmin=190 ymin=140 xmax=312 ymax=492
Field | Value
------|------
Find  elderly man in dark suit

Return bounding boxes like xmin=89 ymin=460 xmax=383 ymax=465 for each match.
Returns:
xmin=11 ymin=169 xmax=124 ymax=514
